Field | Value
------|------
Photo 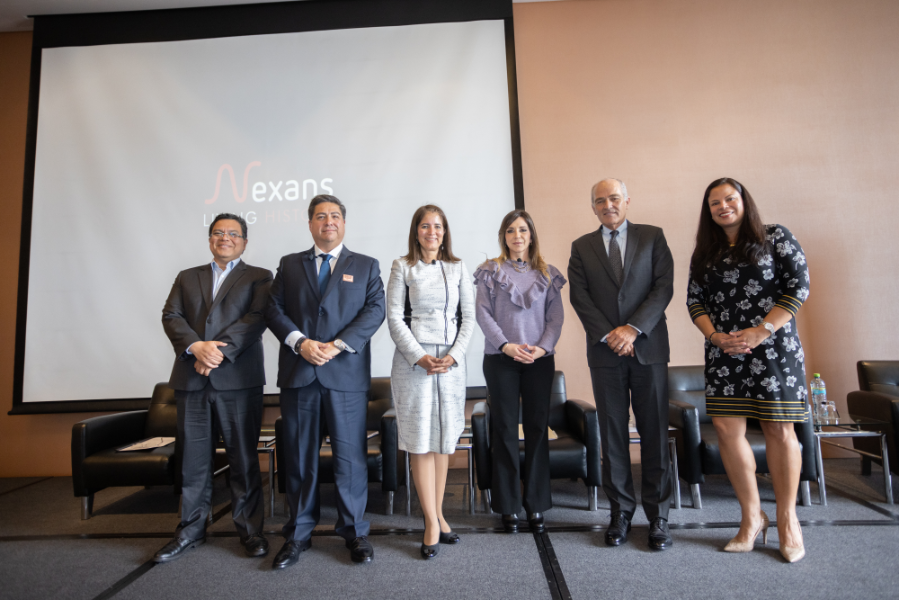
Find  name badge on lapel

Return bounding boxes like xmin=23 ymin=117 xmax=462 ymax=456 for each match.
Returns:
xmin=343 ymin=274 xmax=354 ymax=283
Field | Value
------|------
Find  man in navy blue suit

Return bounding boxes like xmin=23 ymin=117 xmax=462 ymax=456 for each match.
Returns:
xmin=266 ymin=195 xmax=386 ymax=568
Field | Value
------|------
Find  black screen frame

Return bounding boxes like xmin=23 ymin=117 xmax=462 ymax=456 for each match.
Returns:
xmin=11 ymin=0 xmax=523 ymax=414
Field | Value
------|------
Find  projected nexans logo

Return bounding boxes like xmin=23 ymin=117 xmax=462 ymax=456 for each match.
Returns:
xmin=202 ymin=161 xmax=334 ymax=226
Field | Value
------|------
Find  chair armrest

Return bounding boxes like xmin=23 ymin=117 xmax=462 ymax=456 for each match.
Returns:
xmin=380 ymin=408 xmax=399 ymax=491
xmin=471 ymin=401 xmax=491 ymax=490
xmin=668 ymin=399 xmax=702 ymax=484
xmin=71 ymin=410 xmax=148 ymax=497
xmin=848 ymin=390 xmax=899 ymax=475
xmin=794 ymin=413 xmax=817 ymax=482
xmin=564 ymin=398 xmax=601 ymax=487
xmin=848 ymin=390 xmax=899 ymax=424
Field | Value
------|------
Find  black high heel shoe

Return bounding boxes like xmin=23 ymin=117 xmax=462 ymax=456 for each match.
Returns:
xmin=421 ymin=518 xmax=440 ymax=559
xmin=439 ymin=529 xmax=461 ymax=544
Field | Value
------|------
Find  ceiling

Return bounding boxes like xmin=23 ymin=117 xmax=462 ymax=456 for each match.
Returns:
xmin=0 ymin=0 xmax=552 ymax=33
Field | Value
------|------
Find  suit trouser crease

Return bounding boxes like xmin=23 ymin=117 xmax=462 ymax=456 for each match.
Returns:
xmin=280 ymin=381 xmax=370 ymax=542
xmin=176 ymin=385 xmax=264 ymax=541
xmin=590 ymin=358 xmax=672 ymax=521
xmin=483 ymin=354 xmax=555 ymax=514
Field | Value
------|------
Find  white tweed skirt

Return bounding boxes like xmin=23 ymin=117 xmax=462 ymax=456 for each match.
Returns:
xmin=390 ymin=344 xmax=466 ymax=455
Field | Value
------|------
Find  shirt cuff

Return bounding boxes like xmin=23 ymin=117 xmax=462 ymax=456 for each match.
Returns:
xmin=627 ymin=324 xmax=643 ymax=336
xmin=185 ymin=343 xmax=195 ymax=355
xmin=286 ymin=331 xmax=304 ymax=354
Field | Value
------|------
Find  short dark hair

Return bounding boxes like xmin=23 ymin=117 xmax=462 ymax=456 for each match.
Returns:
xmin=402 ymin=205 xmax=460 ymax=265
xmin=208 ymin=213 xmax=248 ymax=239
xmin=307 ymin=194 xmax=347 ymax=220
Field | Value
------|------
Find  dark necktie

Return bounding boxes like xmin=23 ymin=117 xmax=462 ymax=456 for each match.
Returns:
xmin=608 ymin=230 xmax=623 ymax=285
xmin=318 ymin=253 xmax=332 ymax=296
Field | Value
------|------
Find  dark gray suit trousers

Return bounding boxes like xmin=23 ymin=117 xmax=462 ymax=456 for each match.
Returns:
xmin=590 ymin=357 xmax=671 ymax=521
xmin=176 ymin=384 xmax=264 ymax=542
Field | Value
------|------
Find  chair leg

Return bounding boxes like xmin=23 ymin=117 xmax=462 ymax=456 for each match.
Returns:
xmin=690 ymin=484 xmax=702 ymax=509
xmin=386 ymin=491 xmax=394 ymax=516
xmin=405 ymin=451 xmax=412 ymax=517
xmin=588 ymin=486 xmax=598 ymax=511
xmin=799 ymin=481 xmax=811 ymax=507
xmin=862 ymin=456 xmax=872 ymax=476
xmin=81 ymin=495 xmax=93 ymax=520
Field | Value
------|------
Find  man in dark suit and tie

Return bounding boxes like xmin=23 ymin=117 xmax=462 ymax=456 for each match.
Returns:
xmin=266 ymin=194 xmax=386 ymax=568
xmin=156 ymin=213 xmax=273 ymax=563
xmin=568 ymin=178 xmax=675 ymax=550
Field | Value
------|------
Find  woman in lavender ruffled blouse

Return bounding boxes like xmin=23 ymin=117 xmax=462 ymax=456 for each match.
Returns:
xmin=474 ymin=209 xmax=566 ymax=534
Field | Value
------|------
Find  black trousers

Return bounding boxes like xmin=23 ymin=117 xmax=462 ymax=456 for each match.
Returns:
xmin=175 ymin=384 xmax=264 ymax=541
xmin=483 ymin=353 xmax=555 ymax=515
xmin=280 ymin=380 xmax=370 ymax=542
xmin=590 ymin=358 xmax=672 ymax=521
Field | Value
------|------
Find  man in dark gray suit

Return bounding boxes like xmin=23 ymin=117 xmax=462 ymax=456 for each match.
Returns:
xmin=156 ymin=213 xmax=273 ymax=563
xmin=568 ymin=178 xmax=675 ymax=550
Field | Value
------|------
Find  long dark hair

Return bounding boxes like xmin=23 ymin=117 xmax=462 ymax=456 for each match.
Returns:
xmin=485 ymin=209 xmax=549 ymax=280
xmin=401 ymin=205 xmax=461 ymax=265
xmin=689 ymin=177 xmax=769 ymax=280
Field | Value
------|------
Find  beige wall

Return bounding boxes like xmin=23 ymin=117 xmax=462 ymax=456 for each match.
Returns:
xmin=2 ymin=0 xmax=899 ymax=475
xmin=513 ymin=0 xmax=899 ymax=442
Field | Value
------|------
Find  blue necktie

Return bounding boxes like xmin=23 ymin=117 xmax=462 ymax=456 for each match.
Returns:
xmin=318 ymin=253 xmax=332 ymax=297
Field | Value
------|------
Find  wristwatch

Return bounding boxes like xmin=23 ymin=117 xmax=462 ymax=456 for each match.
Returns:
xmin=762 ymin=322 xmax=776 ymax=337
xmin=334 ymin=339 xmax=351 ymax=353
xmin=294 ymin=336 xmax=307 ymax=354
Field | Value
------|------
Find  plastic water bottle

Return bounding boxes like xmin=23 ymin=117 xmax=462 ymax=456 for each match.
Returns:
xmin=810 ymin=374 xmax=828 ymax=424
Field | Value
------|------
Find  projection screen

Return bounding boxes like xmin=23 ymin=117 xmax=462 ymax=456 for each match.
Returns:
xmin=14 ymin=1 xmax=522 ymax=412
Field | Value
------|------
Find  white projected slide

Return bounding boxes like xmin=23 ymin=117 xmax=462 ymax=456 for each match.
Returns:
xmin=25 ymin=20 xmax=515 ymax=402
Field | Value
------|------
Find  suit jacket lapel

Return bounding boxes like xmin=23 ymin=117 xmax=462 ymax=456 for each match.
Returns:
xmin=302 ymin=248 xmax=321 ymax=299
xmin=198 ymin=265 xmax=213 ymax=311
xmin=323 ymin=248 xmax=355 ymax=301
xmin=622 ymin=224 xmax=640 ymax=284
xmin=209 ymin=261 xmax=247 ymax=312
xmin=588 ymin=229 xmax=619 ymax=287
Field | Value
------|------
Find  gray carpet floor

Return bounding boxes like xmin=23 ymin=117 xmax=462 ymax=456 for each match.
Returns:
xmin=1 ymin=459 xmax=897 ymax=600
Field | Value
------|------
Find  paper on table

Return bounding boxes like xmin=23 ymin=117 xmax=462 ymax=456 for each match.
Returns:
xmin=518 ymin=425 xmax=558 ymax=441
xmin=117 ymin=437 xmax=175 ymax=452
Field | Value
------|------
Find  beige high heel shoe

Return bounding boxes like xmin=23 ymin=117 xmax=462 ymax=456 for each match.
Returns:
xmin=723 ymin=510 xmax=769 ymax=552
xmin=779 ymin=522 xmax=805 ymax=563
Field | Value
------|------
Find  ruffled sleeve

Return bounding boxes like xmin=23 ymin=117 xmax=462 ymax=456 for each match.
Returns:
xmin=473 ymin=261 xmax=508 ymax=352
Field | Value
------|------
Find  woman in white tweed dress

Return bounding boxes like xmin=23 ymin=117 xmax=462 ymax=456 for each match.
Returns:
xmin=387 ymin=205 xmax=475 ymax=559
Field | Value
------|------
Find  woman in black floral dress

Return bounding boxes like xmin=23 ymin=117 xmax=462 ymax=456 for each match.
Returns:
xmin=687 ymin=177 xmax=810 ymax=563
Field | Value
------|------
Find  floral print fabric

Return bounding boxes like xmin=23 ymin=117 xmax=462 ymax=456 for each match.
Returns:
xmin=687 ymin=225 xmax=810 ymax=422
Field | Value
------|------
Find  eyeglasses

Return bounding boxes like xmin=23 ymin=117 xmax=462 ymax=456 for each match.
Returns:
xmin=210 ymin=231 xmax=245 ymax=240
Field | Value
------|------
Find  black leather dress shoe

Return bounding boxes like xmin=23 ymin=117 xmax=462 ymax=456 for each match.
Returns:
xmin=346 ymin=536 xmax=374 ymax=563
xmin=272 ymin=538 xmax=311 ymax=570
xmin=648 ymin=517 xmax=672 ymax=550
xmin=501 ymin=514 xmax=519 ymax=533
xmin=242 ymin=533 xmax=269 ymax=557
xmin=438 ymin=530 xmax=461 ymax=544
xmin=153 ymin=536 xmax=205 ymax=563
xmin=528 ymin=512 xmax=545 ymax=533
xmin=605 ymin=512 xmax=632 ymax=546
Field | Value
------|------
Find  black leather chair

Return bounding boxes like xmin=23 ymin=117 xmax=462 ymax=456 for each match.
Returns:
xmin=274 ymin=377 xmax=405 ymax=515
xmin=667 ymin=365 xmax=815 ymax=508
xmin=847 ymin=361 xmax=899 ymax=476
xmin=471 ymin=371 xmax=602 ymax=511
xmin=71 ymin=382 xmax=180 ymax=519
